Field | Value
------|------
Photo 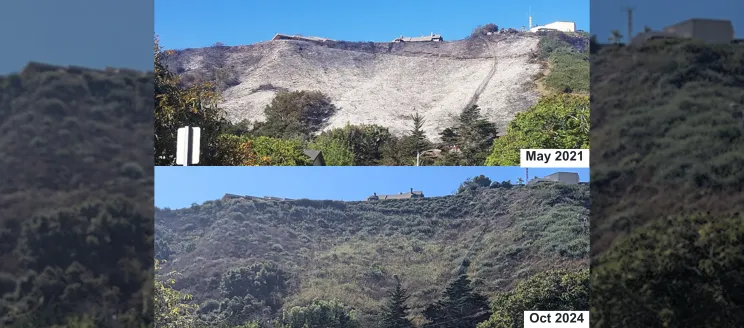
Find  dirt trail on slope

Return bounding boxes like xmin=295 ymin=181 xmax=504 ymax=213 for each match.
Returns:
xmin=464 ymin=37 xmax=499 ymax=111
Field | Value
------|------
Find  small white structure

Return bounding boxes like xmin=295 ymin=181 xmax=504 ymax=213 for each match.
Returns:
xmin=529 ymin=21 xmax=576 ymax=33
xmin=528 ymin=172 xmax=580 ymax=185
xmin=663 ymin=19 xmax=734 ymax=43
xmin=631 ymin=18 xmax=735 ymax=45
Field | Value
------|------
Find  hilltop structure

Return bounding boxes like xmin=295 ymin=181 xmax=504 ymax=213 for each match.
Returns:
xmin=272 ymin=33 xmax=335 ymax=42
xmin=222 ymin=194 xmax=294 ymax=201
xmin=392 ymin=33 xmax=444 ymax=42
xmin=20 ymin=61 xmax=148 ymax=78
xmin=367 ymin=188 xmax=424 ymax=201
xmin=529 ymin=21 xmax=576 ymax=33
xmin=528 ymin=172 xmax=580 ymax=185
xmin=630 ymin=18 xmax=735 ymax=45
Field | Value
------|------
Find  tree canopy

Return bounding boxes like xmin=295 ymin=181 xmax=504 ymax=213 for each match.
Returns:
xmin=423 ymin=273 xmax=491 ymax=328
xmin=591 ymin=215 xmax=744 ymax=327
xmin=478 ymin=269 xmax=589 ymax=328
xmin=485 ymin=94 xmax=589 ymax=166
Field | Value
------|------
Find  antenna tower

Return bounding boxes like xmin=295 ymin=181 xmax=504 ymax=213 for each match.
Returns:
xmin=528 ymin=7 xmax=533 ymax=30
xmin=623 ymin=6 xmax=635 ymax=40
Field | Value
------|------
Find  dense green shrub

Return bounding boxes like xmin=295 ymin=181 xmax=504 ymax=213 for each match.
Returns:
xmin=537 ymin=32 xmax=589 ymax=94
xmin=486 ymin=94 xmax=589 ymax=166
xmin=591 ymin=40 xmax=744 ymax=328
xmin=278 ymin=299 xmax=358 ymax=328
xmin=0 ymin=63 xmax=153 ymax=327
xmin=591 ymin=40 xmax=744 ymax=255
xmin=479 ymin=269 xmax=588 ymax=328
xmin=257 ymin=90 xmax=338 ymax=140
xmin=591 ymin=215 xmax=744 ymax=327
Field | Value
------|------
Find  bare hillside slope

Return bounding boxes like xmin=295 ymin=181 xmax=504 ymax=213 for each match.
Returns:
xmin=164 ymin=34 xmax=541 ymax=139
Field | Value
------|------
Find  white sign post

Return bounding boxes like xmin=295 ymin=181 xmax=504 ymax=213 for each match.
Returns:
xmin=176 ymin=126 xmax=201 ymax=166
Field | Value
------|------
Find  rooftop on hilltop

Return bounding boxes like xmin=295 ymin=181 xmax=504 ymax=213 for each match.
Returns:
xmin=272 ymin=33 xmax=335 ymax=42
xmin=528 ymin=172 xmax=580 ymax=185
xmin=367 ymin=188 xmax=424 ymax=200
xmin=392 ymin=32 xmax=444 ymax=42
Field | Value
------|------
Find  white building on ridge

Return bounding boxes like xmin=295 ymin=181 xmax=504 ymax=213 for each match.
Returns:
xmin=528 ymin=172 xmax=580 ymax=185
xmin=630 ymin=18 xmax=734 ymax=45
xmin=529 ymin=21 xmax=576 ymax=33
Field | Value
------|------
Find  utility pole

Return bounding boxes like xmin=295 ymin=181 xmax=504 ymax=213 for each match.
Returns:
xmin=525 ymin=168 xmax=529 ymax=184
xmin=623 ymin=6 xmax=635 ymax=40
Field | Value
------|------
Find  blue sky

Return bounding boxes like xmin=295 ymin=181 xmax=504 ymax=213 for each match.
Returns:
xmin=0 ymin=0 xmax=153 ymax=74
xmin=155 ymin=167 xmax=590 ymax=209
xmin=156 ymin=0 xmax=589 ymax=50
xmin=591 ymin=0 xmax=744 ymax=41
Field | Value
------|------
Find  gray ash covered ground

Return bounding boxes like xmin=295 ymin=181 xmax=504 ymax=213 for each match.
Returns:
xmin=161 ymin=33 xmax=547 ymax=139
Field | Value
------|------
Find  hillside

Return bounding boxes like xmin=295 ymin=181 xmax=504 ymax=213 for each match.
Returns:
xmin=590 ymin=39 xmax=744 ymax=255
xmin=590 ymin=39 xmax=744 ymax=326
xmin=0 ymin=62 xmax=154 ymax=326
xmin=155 ymin=182 xmax=589 ymax=326
xmin=163 ymin=33 xmax=553 ymax=139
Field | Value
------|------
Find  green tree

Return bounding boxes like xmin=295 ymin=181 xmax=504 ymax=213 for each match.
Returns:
xmin=308 ymin=136 xmax=355 ymax=166
xmin=251 ymin=136 xmax=311 ymax=166
xmin=439 ymin=105 xmax=497 ymax=166
xmin=457 ymin=175 xmax=492 ymax=193
xmin=214 ymin=135 xmax=310 ymax=166
xmin=212 ymin=134 xmax=267 ymax=166
xmin=5 ymin=198 xmax=152 ymax=327
xmin=155 ymin=260 xmax=199 ymax=328
xmin=592 ymin=214 xmax=744 ymax=327
xmin=389 ymin=111 xmax=434 ymax=166
xmin=219 ymin=262 xmax=289 ymax=312
xmin=608 ymin=30 xmax=623 ymax=44
xmin=154 ymin=35 xmax=230 ymax=166
xmin=316 ymin=124 xmax=394 ymax=166
xmin=277 ymin=299 xmax=359 ymax=328
xmin=257 ymin=90 xmax=338 ymax=140
xmin=485 ymin=94 xmax=589 ymax=166
xmin=407 ymin=111 xmax=430 ymax=162
xmin=378 ymin=136 xmax=414 ymax=166
xmin=223 ymin=119 xmax=255 ymax=137
xmin=478 ymin=269 xmax=589 ymax=328
xmin=155 ymin=239 xmax=172 ymax=261
xmin=380 ymin=277 xmax=414 ymax=328
xmin=423 ymin=273 xmax=491 ymax=328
